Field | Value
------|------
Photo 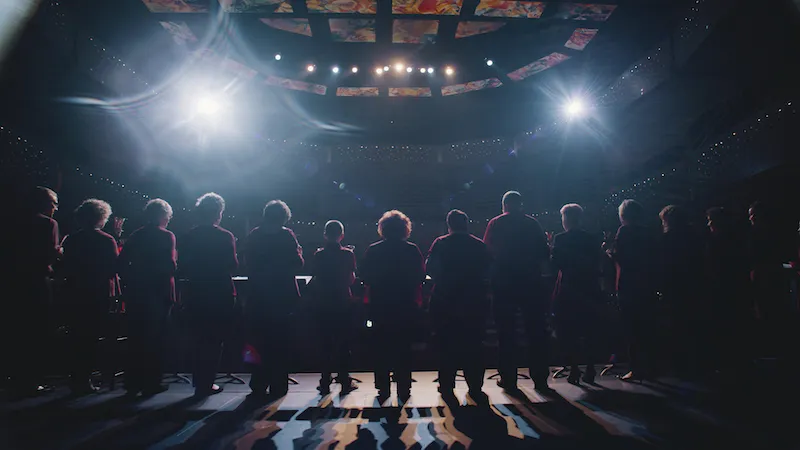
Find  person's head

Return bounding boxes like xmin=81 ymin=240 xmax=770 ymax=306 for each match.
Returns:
xmin=446 ymin=209 xmax=469 ymax=234
xmin=324 ymin=220 xmax=345 ymax=243
xmin=706 ymin=207 xmax=729 ymax=234
xmin=75 ymin=198 xmax=112 ymax=230
xmin=559 ymin=203 xmax=583 ymax=231
xmin=33 ymin=186 xmax=58 ymax=217
xmin=194 ymin=192 xmax=225 ymax=226
xmin=144 ymin=198 xmax=173 ymax=227
xmin=618 ymin=199 xmax=644 ymax=226
xmin=659 ymin=205 xmax=688 ymax=233
xmin=262 ymin=200 xmax=291 ymax=228
xmin=748 ymin=201 xmax=769 ymax=227
xmin=502 ymin=191 xmax=523 ymax=214
xmin=378 ymin=210 xmax=412 ymax=241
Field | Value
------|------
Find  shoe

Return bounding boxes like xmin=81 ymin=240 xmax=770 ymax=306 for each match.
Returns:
xmin=195 ymin=384 xmax=224 ymax=397
xmin=619 ymin=371 xmax=642 ymax=382
xmin=468 ymin=390 xmax=489 ymax=405
xmin=567 ymin=372 xmax=582 ymax=385
xmin=496 ymin=379 xmax=518 ymax=391
xmin=141 ymin=384 xmax=169 ymax=397
xmin=70 ymin=381 xmax=101 ymax=396
xmin=533 ymin=379 xmax=552 ymax=392
xmin=377 ymin=389 xmax=391 ymax=402
xmin=340 ymin=381 xmax=359 ymax=394
xmin=317 ymin=384 xmax=331 ymax=395
xmin=582 ymin=368 xmax=597 ymax=384
xmin=398 ymin=390 xmax=411 ymax=403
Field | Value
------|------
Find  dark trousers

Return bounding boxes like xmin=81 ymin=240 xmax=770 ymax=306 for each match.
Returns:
xmin=618 ymin=290 xmax=658 ymax=376
xmin=315 ymin=306 xmax=353 ymax=386
xmin=248 ymin=313 xmax=292 ymax=396
xmin=433 ymin=304 xmax=486 ymax=392
xmin=492 ymin=281 xmax=549 ymax=384
xmin=5 ymin=277 xmax=52 ymax=390
xmin=68 ymin=301 xmax=108 ymax=385
xmin=555 ymin=300 xmax=597 ymax=374
xmin=371 ymin=311 xmax=413 ymax=393
xmin=188 ymin=297 xmax=234 ymax=392
xmin=125 ymin=300 xmax=171 ymax=392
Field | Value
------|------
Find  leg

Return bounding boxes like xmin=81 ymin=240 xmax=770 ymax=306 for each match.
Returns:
xmin=524 ymin=294 xmax=550 ymax=386
xmin=434 ymin=308 xmax=457 ymax=391
xmin=492 ymin=295 xmax=518 ymax=387
xmin=192 ymin=314 xmax=224 ymax=394
xmin=372 ymin=323 xmax=391 ymax=393
xmin=462 ymin=320 xmax=486 ymax=392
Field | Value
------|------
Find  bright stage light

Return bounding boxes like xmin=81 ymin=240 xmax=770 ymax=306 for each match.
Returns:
xmin=376 ymin=67 xmax=383 ymax=75
xmin=332 ymin=66 xmax=340 ymax=74
xmin=445 ymin=66 xmax=454 ymax=75
xmin=427 ymin=67 xmax=434 ymax=74
xmin=307 ymin=64 xmax=315 ymax=72
xmin=351 ymin=66 xmax=358 ymax=73
xmin=419 ymin=67 xmax=426 ymax=73
xmin=196 ymin=96 xmax=221 ymax=116
xmin=565 ymin=99 xmax=586 ymax=118
xmin=406 ymin=66 xmax=413 ymax=73
xmin=486 ymin=59 xmax=494 ymax=66
xmin=383 ymin=66 xmax=389 ymax=72
xmin=395 ymin=63 xmax=404 ymax=72
xmin=274 ymin=53 xmax=281 ymax=61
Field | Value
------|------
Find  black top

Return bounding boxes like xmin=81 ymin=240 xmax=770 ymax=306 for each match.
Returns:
xmin=118 ymin=225 xmax=177 ymax=305
xmin=311 ymin=243 xmax=357 ymax=306
xmin=552 ymin=229 xmax=601 ymax=294
xmin=178 ymin=225 xmax=238 ymax=298
xmin=661 ymin=227 xmax=705 ymax=298
xmin=9 ymin=213 xmax=60 ymax=280
xmin=426 ymin=232 xmax=490 ymax=299
xmin=244 ymin=226 xmax=303 ymax=304
xmin=61 ymin=228 xmax=119 ymax=302
xmin=483 ymin=212 xmax=550 ymax=284
xmin=613 ymin=225 xmax=659 ymax=294
xmin=362 ymin=239 xmax=425 ymax=313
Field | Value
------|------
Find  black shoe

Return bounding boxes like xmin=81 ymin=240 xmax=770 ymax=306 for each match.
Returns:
xmin=582 ymin=369 xmax=597 ymax=384
xmin=567 ymin=372 xmax=582 ymax=385
xmin=195 ymin=384 xmax=224 ymax=397
xmin=496 ymin=379 xmax=518 ymax=392
xmin=533 ymin=379 xmax=552 ymax=392
xmin=317 ymin=384 xmax=331 ymax=395
xmin=340 ymin=381 xmax=359 ymax=394
xmin=70 ymin=381 xmax=101 ymax=396
xmin=141 ymin=384 xmax=169 ymax=397
xmin=398 ymin=390 xmax=411 ymax=403
xmin=468 ymin=390 xmax=489 ymax=405
xmin=377 ymin=389 xmax=391 ymax=402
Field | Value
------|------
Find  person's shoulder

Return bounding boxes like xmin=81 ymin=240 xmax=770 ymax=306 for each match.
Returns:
xmin=431 ymin=234 xmax=447 ymax=245
xmin=34 ymin=213 xmax=57 ymax=228
xmin=554 ymin=230 xmax=569 ymax=241
xmin=95 ymin=229 xmax=117 ymax=242
xmin=467 ymin=233 xmax=486 ymax=245
xmin=405 ymin=240 xmax=420 ymax=250
xmin=368 ymin=240 xmax=384 ymax=249
xmin=215 ymin=225 xmax=235 ymax=239
xmin=281 ymin=226 xmax=297 ymax=238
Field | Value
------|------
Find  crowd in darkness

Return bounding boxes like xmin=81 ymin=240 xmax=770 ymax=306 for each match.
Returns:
xmin=2 ymin=186 xmax=798 ymax=402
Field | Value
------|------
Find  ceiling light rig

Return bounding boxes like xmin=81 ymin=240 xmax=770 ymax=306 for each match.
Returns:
xmin=419 ymin=67 xmax=426 ymax=73
xmin=332 ymin=66 xmax=340 ymax=74
xmin=445 ymin=66 xmax=454 ymax=76
xmin=427 ymin=67 xmax=434 ymax=74
xmin=383 ymin=66 xmax=389 ymax=72
xmin=351 ymin=66 xmax=358 ymax=73
xmin=376 ymin=67 xmax=384 ymax=75
xmin=307 ymin=64 xmax=315 ymax=72
xmin=274 ymin=53 xmax=281 ymax=61
xmin=395 ymin=63 xmax=404 ymax=72
xmin=406 ymin=67 xmax=413 ymax=73
xmin=486 ymin=59 xmax=494 ymax=67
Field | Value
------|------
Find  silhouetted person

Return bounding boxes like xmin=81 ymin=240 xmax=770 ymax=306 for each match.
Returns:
xmin=551 ymin=204 xmax=601 ymax=384
xmin=61 ymin=199 xmax=118 ymax=394
xmin=178 ymin=193 xmax=238 ymax=397
xmin=608 ymin=199 xmax=659 ymax=381
xmin=3 ymin=186 xmax=60 ymax=395
xmin=118 ymin=199 xmax=177 ymax=396
xmin=706 ymin=207 xmax=753 ymax=375
xmin=244 ymin=200 xmax=303 ymax=399
xmin=427 ymin=209 xmax=491 ymax=397
xmin=362 ymin=210 xmax=425 ymax=401
xmin=658 ymin=205 xmax=706 ymax=376
xmin=483 ymin=191 xmax=550 ymax=390
xmin=310 ymin=220 xmax=358 ymax=395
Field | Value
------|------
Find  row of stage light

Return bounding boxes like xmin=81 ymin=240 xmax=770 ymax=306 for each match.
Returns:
xmin=273 ymin=53 xmax=490 ymax=76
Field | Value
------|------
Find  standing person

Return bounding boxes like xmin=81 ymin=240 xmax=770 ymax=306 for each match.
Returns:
xmin=483 ymin=191 xmax=551 ymax=391
xmin=243 ymin=200 xmax=303 ymax=400
xmin=659 ymin=205 xmax=706 ymax=376
xmin=118 ymin=199 xmax=177 ymax=397
xmin=426 ymin=210 xmax=491 ymax=398
xmin=551 ymin=204 xmax=602 ymax=384
xmin=61 ymin=199 xmax=118 ymax=394
xmin=607 ymin=199 xmax=659 ymax=381
xmin=361 ymin=210 xmax=425 ymax=401
xmin=309 ymin=220 xmax=358 ymax=395
xmin=3 ymin=186 xmax=60 ymax=396
xmin=178 ymin=193 xmax=238 ymax=397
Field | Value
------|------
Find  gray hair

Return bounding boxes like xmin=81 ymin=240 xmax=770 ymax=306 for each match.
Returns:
xmin=560 ymin=203 xmax=584 ymax=228
xmin=618 ymin=199 xmax=644 ymax=225
xmin=75 ymin=198 xmax=112 ymax=229
xmin=144 ymin=198 xmax=173 ymax=224
xmin=195 ymin=192 xmax=225 ymax=224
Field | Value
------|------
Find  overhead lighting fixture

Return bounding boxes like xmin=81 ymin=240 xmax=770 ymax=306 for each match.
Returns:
xmin=351 ymin=66 xmax=358 ymax=73
xmin=406 ymin=66 xmax=413 ymax=73
xmin=445 ymin=66 xmax=454 ymax=75
xmin=376 ymin=67 xmax=384 ymax=75
xmin=564 ymin=98 xmax=587 ymax=118
xmin=486 ymin=59 xmax=494 ymax=66
xmin=383 ymin=66 xmax=389 ymax=72
xmin=332 ymin=66 xmax=340 ymax=74
xmin=419 ymin=67 xmax=426 ymax=73
xmin=307 ymin=64 xmax=315 ymax=72
xmin=395 ymin=63 xmax=404 ymax=72
xmin=196 ymin=95 xmax=221 ymax=116
xmin=274 ymin=53 xmax=282 ymax=61
xmin=427 ymin=67 xmax=434 ymax=74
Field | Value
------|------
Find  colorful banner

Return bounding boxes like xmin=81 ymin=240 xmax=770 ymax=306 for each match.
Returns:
xmin=392 ymin=0 xmax=462 ymax=15
xmin=329 ymin=19 xmax=376 ymax=42
xmin=474 ymin=0 xmax=545 ymax=18
xmin=141 ymin=0 xmax=208 ymax=13
xmin=389 ymin=87 xmax=432 ymax=97
xmin=455 ymin=21 xmax=506 ymax=38
xmin=507 ymin=52 xmax=570 ymax=81
xmin=337 ymin=87 xmax=380 ymax=96
xmin=159 ymin=21 xmax=198 ymax=46
xmin=265 ymin=76 xmax=327 ymax=95
xmin=392 ymin=20 xmax=439 ymax=44
xmin=306 ymin=0 xmax=377 ymax=14
xmin=259 ymin=18 xmax=312 ymax=36
xmin=558 ymin=3 xmax=617 ymax=21
xmin=441 ymin=78 xmax=502 ymax=96
xmin=219 ymin=0 xmax=293 ymax=13
xmin=564 ymin=28 xmax=598 ymax=50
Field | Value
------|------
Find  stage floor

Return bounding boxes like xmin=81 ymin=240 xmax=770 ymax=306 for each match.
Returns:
xmin=1 ymin=368 xmax=793 ymax=449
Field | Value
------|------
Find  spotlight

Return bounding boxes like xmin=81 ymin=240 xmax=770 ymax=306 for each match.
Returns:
xmin=445 ymin=66 xmax=454 ymax=75
xmin=307 ymin=64 xmax=315 ymax=72
xmin=565 ymin=98 xmax=586 ymax=118
xmin=383 ymin=66 xmax=389 ymax=72
xmin=376 ymin=67 xmax=384 ymax=75
xmin=395 ymin=63 xmax=404 ymax=72
xmin=196 ymin=96 xmax=221 ymax=115
xmin=274 ymin=53 xmax=281 ymax=61
xmin=427 ymin=67 xmax=434 ymax=74
xmin=351 ymin=66 xmax=358 ymax=73
xmin=406 ymin=66 xmax=413 ymax=73
xmin=419 ymin=67 xmax=426 ymax=73
xmin=486 ymin=59 xmax=493 ymax=66
xmin=332 ymin=66 xmax=340 ymax=74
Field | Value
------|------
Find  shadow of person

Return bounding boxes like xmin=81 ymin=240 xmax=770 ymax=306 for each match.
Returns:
xmin=440 ymin=392 xmax=526 ymax=450
xmin=345 ymin=426 xmax=379 ymax=450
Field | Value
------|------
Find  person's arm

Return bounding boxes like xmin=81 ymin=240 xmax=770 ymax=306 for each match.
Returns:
xmin=161 ymin=232 xmax=178 ymax=277
xmin=103 ymin=235 xmax=120 ymax=281
xmin=483 ymin=219 xmax=496 ymax=256
xmin=227 ymin=232 xmax=239 ymax=273
xmin=425 ymin=239 xmax=441 ymax=281
xmin=413 ymin=244 xmax=426 ymax=285
xmin=551 ymin=234 xmax=565 ymax=272
xmin=286 ymin=229 xmax=304 ymax=273
xmin=531 ymin=218 xmax=550 ymax=265
xmin=348 ymin=250 xmax=357 ymax=287
xmin=361 ymin=246 xmax=374 ymax=286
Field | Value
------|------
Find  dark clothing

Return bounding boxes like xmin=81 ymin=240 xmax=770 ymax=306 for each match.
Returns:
xmin=244 ymin=226 xmax=303 ymax=396
xmin=483 ymin=212 xmax=550 ymax=385
xmin=551 ymin=229 xmax=602 ymax=374
xmin=427 ymin=233 xmax=491 ymax=390
xmin=178 ymin=225 xmax=238 ymax=392
xmin=362 ymin=239 xmax=425 ymax=393
xmin=118 ymin=225 xmax=177 ymax=391
xmin=60 ymin=228 xmax=119 ymax=385
xmin=612 ymin=225 xmax=660 ymax=376
xmin=311 ymin=243 xmax=357 ymax=385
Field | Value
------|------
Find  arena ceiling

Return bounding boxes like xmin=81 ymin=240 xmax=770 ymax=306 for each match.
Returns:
xmin=72 ymin=0 xmax=685 ymax=142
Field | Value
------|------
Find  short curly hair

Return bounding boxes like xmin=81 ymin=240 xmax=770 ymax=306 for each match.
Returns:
xmin=618 ymin=199 xmax=644 ymax=225
xmin=378 ymin=210 xmax=412 ymax=240
xmin=75 ymin=198 xmax=112 ymax=229
xmin=263 ymin=200 xmax=291 ymax=227
xmin=144 ymin=198 xmax=173 ymax=224
xmin=195 ymin=192 xmax=225 ymax=224
xmin=659 ymin=205 xmax=688 ymax=232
